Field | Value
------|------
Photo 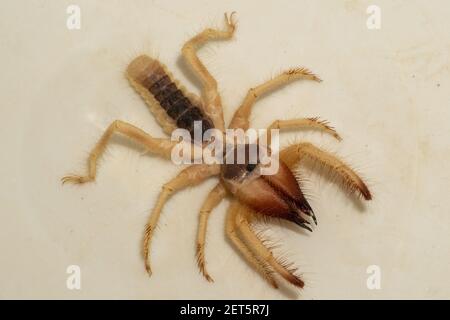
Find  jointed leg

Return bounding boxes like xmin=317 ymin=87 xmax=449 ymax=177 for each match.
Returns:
xmin=226 ymin=201 xmax=278 ymax=288
xmin=143 ymin=164 xmax=220 ymax=275
xmin=196 ymin=183 xmax=227 ymax=282
xmin=280 ymin=142 xmax=372 ymax=200
xmin=264 ymin=117 xmax=341 ymax=147
xmin=234 ymin=203 xmax=305 ymax=288
xmin=181 ymin=12 xmax=237 ymax=131
xmin=62 ymin=120 xmax=178 ymax=184
xmin=230 ymin=68 xmax=322 ymax=130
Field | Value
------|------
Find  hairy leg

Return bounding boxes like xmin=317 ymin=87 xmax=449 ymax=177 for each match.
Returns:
xmin=234 ymin=203 xmax=305 ymax=288
xmin=230 ymin=68 xmax=321 ymax=130
xmin=196 ymin=183 xmax=227 ymax=282
xmin=143 ymin=164 xmax=221 ymax=275
xmin=226 ymin=201 xmax=278 ymax=288
xmin=181 ymin=12 xmax=237 ymax=131
xmin=264 ymin=117 xmax=341 ymax=147
xmin=62 ymin=120 xmax=177 ymax=184
xmin=280 ymin=142 xmax=372 ymax=200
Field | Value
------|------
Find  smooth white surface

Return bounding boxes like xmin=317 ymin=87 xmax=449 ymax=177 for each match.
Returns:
xmin=1 ymin=0 xmax=449 ymax=299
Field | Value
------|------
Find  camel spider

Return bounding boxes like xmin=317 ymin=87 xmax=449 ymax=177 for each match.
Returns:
xmin=62 ymin=12 xmax=372 ymax=289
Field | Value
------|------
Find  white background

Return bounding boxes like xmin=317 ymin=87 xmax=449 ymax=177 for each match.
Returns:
xmin=0 ymin=0 xmax=449 ymax=299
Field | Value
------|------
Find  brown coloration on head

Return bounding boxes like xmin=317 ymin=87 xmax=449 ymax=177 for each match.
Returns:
xmin=262 ymin=161 xmax=306 ymax=204
xmin=221 ymin=157 xmax=315 ymax=230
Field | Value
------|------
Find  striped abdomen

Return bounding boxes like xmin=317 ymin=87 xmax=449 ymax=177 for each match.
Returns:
xmin=127 ymin=55 xmax=213 ymax=139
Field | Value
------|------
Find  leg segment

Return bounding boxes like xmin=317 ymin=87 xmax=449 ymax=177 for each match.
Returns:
xmin=230 ymin=68 xmax=321 ymax=130
xmin=61 ymin=120 xmax=177 ymax=184
xmin=234 ymin=203 xmax=305 ymax=288
xmin=226 ymin=201 xmax=278 ymax=288
xmin=196 ymin=183 xmax=227 ymax=282
xmin=280 ymin=142 xmax=372 ymax=200
xmin=181 ymin=12 xmax=236 ymax=131
xmin=265 ymin=117 xmax=341 ymax=147
xmin=143 ymin=164 xmax=220 ymax=275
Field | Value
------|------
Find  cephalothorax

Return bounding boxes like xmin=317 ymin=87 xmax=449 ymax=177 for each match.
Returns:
xmin=62 ymin=13 xmax=371 ymax=289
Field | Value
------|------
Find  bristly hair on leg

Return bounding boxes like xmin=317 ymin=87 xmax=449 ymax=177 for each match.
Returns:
xmin=286 ymin=67 xmax=322 ymax=82
xmin=305 ymin=153 xmax=371 ymax=201
xmin=280 ymin=142 xmax=372 ymax=201
xmin=251 ymin=214 xmax=308 ymax=289
xmin=307 ymin=117 xmax=342 ymax=141
xmin=250 ymin=222 xmax=305 ymax=289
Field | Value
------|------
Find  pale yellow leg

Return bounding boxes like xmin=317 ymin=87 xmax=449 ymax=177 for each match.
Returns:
xmin=280 ymin=142 xmax=372 ymax=200
xmin=226 ymin=201 xmax=278 ymax=288
xmin=181 ymin=12 xmax=237 ymax=131
xmin=234 ymin=203 xmax=305 ymax=288
xmin=196 ymin=183 xmax=227 ymax=282
xmin=143 ymin=164 xmax=220 ymax=275
xmin=61 ymin=120 xmax=177 ymax=184
xmin=230 ymin=68 xmax=322 ymax=130
xmin=265 ymin=118 xmax=341 ymax=147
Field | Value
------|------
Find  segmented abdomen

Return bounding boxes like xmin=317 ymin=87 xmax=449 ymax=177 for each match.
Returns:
xmin=127 ymin=55 xmax=213 ymax=139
